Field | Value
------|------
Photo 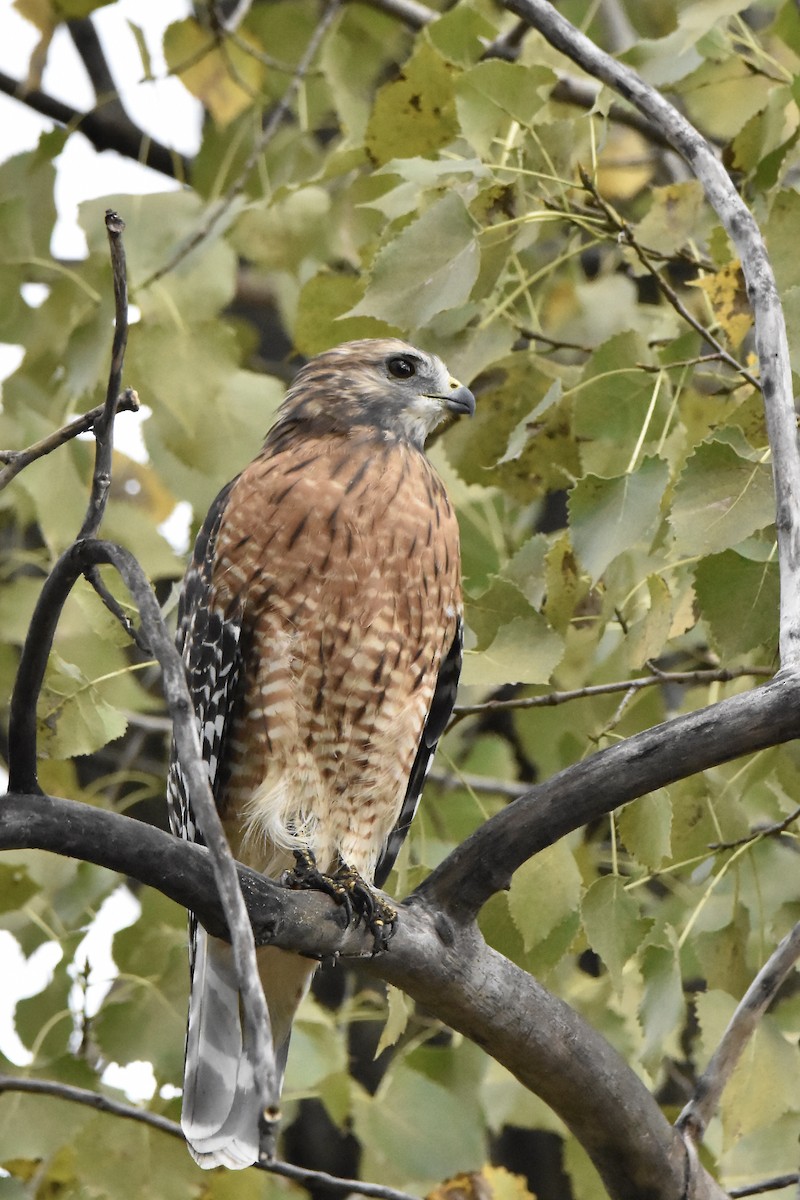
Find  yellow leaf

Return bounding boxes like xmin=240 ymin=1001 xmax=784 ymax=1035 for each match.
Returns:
xmin=428 ymin=1165 xmax=536 ymax=1200
xmin=164 ymin=18 xmax=264 ymax=127
xmin=596 ymin=127 xmax=653 ymax=200
xmin=690 ymin=260 xmax=752 ymax=349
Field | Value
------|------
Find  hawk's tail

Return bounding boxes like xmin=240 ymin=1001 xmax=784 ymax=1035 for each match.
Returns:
xmin=181 ymin=930 xmax=315 ymax=1170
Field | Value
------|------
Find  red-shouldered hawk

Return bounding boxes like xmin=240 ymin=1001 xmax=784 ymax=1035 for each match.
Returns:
xmin=167 ymin=338 xmax=474 ymax=1169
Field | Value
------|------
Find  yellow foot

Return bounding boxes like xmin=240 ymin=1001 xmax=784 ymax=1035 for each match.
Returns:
xmin=285 ymin=848 xmax=397 ymax=952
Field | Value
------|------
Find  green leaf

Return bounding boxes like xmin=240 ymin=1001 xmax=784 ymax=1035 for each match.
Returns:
xmin=581 ymin=876 xmax=650 ymax=991
xmin=694 ymin=549 xmax=779 ymax=656
xmin=638 ymin=931 xmax=684 ymax=1068
xmin=507 ymin=841 xmax=582 ymax=954
xmin=456 ymin=62 xmax=552 ymax=155
xmin=365 ymin=40 xmax=459 ymax=166
xmin=355 ymin=1064 xmax=486 ymax=1186
xmin=349 ymin=192 xmax=479 ymax=328
xmin=375 ymin=985 xmax=411 ymax=1058
xmin=0 ymin=863 xmax=40 ymax=914
xmin=569 ymin=457 xmax=669 ymax=583
xmin=38 ymin=654 xmax=128 ymax=759
xmin=634 ymin=182 xmax=706 ymax=257
xmin=462 ymin=612 xmax=564 ymax=687
xmin=619 ymin=790 xmax=672 ymax=871
xmin=670 ymin=441 xmax=775 ymax=557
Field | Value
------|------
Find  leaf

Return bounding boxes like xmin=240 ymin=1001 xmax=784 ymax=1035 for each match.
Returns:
xmin=638 ymin=931 xmax=684 ymax=1069
xmin=670 ymin=441 xmax=775 ymax=557
xmin=365 ymin=40 xmax=459 ymax=166
xmin=0 ymin=863 xmax=40 ymax=914
xmin=618 ymin=790 xmax=672 ymax=871
xmin=456 ymin=62 xmax=552 ymax=155
xmin=355 ymin=1064 xmax=486 ymax=1186
xmin=164 ymin=18 xmax=264 ymax=127
xmin=38 ymin=654 xmax=128 ymax=759
xmin=694 ymin=550 xmax=779 ymax=656
xmin=349 ymin=193 xmax=480 ymax=328
xmin=568 ymin=457 xmax=669 ymax=583
xmin=428 ymin=1165 xmax=535 ymax=1200
xmin=461 ymin=613 xmax=564 ymax=687
xmin=581 ymin=876 xmax=650 ymax=991
xmin=375 ymin=985 xmax=411 ymax=1058
xmin=634 ymin=181 xmax=706 ymax=257
xmin=507 ymin=841 xmax=582 ymax=954
xmin=690 ymin=260 xmax=752 ymax=349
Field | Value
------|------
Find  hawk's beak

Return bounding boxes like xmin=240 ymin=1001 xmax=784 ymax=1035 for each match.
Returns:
xmin=444 ymin=383 xmax=476 ymax=417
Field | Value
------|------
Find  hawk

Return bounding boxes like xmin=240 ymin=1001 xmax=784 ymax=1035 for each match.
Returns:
xmin=167 ymin=338 xmax=475 ymax=1169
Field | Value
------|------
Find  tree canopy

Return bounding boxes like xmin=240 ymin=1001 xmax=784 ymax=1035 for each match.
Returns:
xmin=2 ymin=1 xmax=800 ymax=1198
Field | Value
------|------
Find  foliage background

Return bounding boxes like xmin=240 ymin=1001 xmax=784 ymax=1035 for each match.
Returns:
xmin=1 ymin=0 xmax=800 ymax=1196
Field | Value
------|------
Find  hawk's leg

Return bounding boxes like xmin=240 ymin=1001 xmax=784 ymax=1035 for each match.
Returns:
xmin=285 ymin=848 xmax=397 ymax=952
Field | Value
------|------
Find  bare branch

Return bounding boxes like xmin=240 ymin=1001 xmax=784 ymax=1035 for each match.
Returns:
xmin=708 ymin=803 xmax=800 ymax=851
xmin=0 ymin=1074 xmax=418 ymax=1200
xmin=145 ymin=1 xmax=341 ymax=287
xmin=0 ymin=70 xmax=189 ymax=181
xmin=500 ymin=0 xmax=800 ymax=671
xmin=0 ymin=388 xmax=139 ymax=491
xmin=450 ymin=665 xmax=773 ymax=727
xmin=676 ymin=922 xmax=800 ymax=1145
xmin=77 ymin=210 xmax=128 ymax=541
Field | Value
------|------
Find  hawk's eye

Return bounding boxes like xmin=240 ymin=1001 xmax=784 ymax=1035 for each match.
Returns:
xmin=387 ymin=356 xmax=417 ymax=379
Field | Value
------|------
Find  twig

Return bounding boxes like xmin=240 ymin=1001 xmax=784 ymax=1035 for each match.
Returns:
xmin=0 ymin=388 xmax=139 ymax=491
xmin=359 ymin=0 xmax=433 ymax=28
xmin=708 ymin=803 xmax=800 ymax=851
xmin=578 ymin=168 xmax=761 ymax=392
xmin=77 ymin=211 xmax=128 ymax=541
xmin=428 ymin=768 xmax=530 ymax=799
xmin=729 ymin=1176 xmax=799 ymax=1198
xmin=145 ymin=1 xmax=341 ymax=288
xmin=449 ymin=665 xmax=772 ymax=728
xmin=84 ymin=568 xmax=151 ymax=654
xmin=0 ymin=1074 xmax=418 ymax=1200
xmin=676 ymin=921 xmax=800 ymax=1144
xmin=500 ymin=0 xmax=800 ymax=672
xmin=0 ymin=71 xmax=188 ymax=180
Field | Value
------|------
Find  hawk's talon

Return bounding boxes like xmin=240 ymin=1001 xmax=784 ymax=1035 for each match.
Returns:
xmin=284 ymin=848 xmax=396 ymax=951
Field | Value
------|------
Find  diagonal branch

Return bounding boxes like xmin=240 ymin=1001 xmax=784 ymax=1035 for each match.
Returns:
xmin=676 ymin=921 xmax=800 ymax=1146
xmin=0 ymin=71 xmax=189 ymax=181
xmin=0 ymin=1074 xmax=418 ymax=1200
xmin=499 ymin=0 xmax=800 ymax=671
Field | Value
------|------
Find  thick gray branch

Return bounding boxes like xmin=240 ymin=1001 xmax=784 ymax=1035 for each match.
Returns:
xmin=500 ymin=0 xmax=800 ymax=669
xmin=0 ymin=790 xmax=726 ymax=1200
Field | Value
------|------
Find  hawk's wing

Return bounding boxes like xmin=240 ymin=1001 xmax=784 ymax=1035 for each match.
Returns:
xmin=167 ymin=479 xmax=242 ymax=847
xmin=374 ymin=616 xmax=463 ymax=888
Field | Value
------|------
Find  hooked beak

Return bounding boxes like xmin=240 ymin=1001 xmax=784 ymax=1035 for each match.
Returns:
xmin=444 ymin=383 xmax=476 ymax=417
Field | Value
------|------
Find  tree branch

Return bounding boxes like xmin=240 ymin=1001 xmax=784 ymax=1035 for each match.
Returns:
xmin=0 ymin=1074 xmax=418 ymax=1200
xmin=676 ymin=922 xmax=800 ymax=1145
xmin=450 ymin=665 xmax=773 ymax=726
xmin=499 ymin=0 xmax=800 ymax=671
xmin=77 ymin=210 xmax=128 ymax=541
xmin=0 ymin=71 xmax=189 ymax=181
xmin=420 ymin=673 xmax=800 ymax=921
xmin=0 ymin=388 xmax=139 ymax=492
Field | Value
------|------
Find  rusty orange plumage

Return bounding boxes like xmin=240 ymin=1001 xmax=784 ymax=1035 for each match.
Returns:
xmin=167 ymin=339 xmax=474 ymax=1169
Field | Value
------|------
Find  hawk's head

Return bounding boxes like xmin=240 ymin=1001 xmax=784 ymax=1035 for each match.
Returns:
xmin=271 ymin=339 xmax=475 ymax=450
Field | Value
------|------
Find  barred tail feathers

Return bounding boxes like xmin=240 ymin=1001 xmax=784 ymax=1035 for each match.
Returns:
xmin=181 ymin=930 xmax=315 ymax=1170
